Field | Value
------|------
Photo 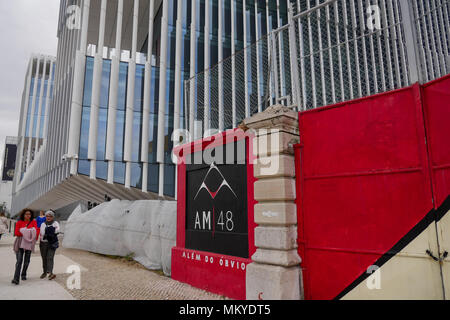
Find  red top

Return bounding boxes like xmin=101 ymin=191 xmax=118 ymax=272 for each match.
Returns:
xmin=15 ymin=220 xmax=39 ymax=240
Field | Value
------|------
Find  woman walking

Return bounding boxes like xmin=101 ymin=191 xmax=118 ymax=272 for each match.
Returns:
xmin=12 ymin=209 xmax=39 ymax=285
xmin=39 ymin=210 xmax=60 ymax=280
xmin=0 ymin=212 xmax=8 ymax=240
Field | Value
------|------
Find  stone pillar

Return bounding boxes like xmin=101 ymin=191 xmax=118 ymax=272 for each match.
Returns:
xmin=243 ymin=105 xmax=303 ymax=300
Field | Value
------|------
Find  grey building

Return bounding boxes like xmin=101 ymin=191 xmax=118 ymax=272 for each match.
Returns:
xmin=11 ymin=0 xmax=290 ymax=214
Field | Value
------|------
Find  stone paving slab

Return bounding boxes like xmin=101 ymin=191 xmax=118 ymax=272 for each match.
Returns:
xmin=0 ymin=231 xmax=225 ymax=300
xmin=0 ymin=234 xmax=75 ymax=300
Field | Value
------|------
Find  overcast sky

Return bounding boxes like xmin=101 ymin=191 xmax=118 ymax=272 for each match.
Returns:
xmin=0 ymin=0 xmax=60 ymax=170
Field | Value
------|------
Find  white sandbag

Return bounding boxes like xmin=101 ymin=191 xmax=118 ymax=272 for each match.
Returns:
xmin=62 ymin=199 xmax=177 ymax=276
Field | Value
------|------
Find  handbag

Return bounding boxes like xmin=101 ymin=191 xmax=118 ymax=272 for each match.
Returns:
xmin=13 ymin=236 xmax=22 ymax=253
xmin=12 ymin=221 xmax=30 ymax=252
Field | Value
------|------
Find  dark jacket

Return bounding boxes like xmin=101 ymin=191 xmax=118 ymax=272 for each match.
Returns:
xmin=43 ymin=225 xmax=59 ymax=249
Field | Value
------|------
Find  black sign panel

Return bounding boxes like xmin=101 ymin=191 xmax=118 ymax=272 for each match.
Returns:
xmin=2 ymin=144 xmax=17 ymax=181
xmin=185 ymin=140 xmax=249 ymax=258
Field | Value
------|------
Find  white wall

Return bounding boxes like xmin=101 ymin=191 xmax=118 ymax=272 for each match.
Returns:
xmin=0 ymin=181 xmax=12 ymax=214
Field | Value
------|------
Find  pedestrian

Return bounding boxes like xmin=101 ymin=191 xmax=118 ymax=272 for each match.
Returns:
xmin=0 ymin=212 xmax=8 ymax=240
xmin=36 ymin=210 xmax=46 ymax=229
xmin=12 ymin=208 xmax=39 ymax=285
xmin=39 ymin=210 xmax=60 ymax=280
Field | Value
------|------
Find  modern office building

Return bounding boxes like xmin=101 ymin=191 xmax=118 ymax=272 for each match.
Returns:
xmin=1 ymin=136 xmax=18 ymax=214
xmin=2 ymin=136 xmax=18 ymax=183
xmin=14 ymin=55 xmax=56 ymax=182
xmin=11 ymin=0 xmax=290 ymax=214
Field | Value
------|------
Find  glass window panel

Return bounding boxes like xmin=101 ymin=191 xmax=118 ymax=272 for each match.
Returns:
xmin=148 ymin=163 xmax=159 ymax=193
xmin=79 ymin=106 xmax=91 ymax=160
xmin=114 ymin=161 xmax=126 ymax=185
xmin=118 ymin=62 xmax=128 ymax=110
xmin=115 ymin=110 xmax=125 ymax=161
xmin=78 ymin=159 xmax=90 ymax=176
xmin=131 ymin=162 xmax=143 ymax=189
xmin=83 ymin=57 xmax=94 ymax=107
xmin=163 ymin=164 xmax=175 ymax=197
xmin=132 ymin=112 xmax=142 ymax=162
xmin=96 ymin=160 xmax=108 ymax=181
xmin=97 ymin=108 xmax=108 ymax=160
xmin=100 ymin=60 xmax=111 ymax=109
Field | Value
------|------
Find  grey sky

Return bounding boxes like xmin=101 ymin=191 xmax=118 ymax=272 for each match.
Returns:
xmin=0 ymin=0 xmax=60 ymax=170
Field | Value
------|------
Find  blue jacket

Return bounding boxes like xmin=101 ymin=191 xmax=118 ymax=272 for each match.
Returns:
xmin=36 ymin=216 xmax=46 ymax=228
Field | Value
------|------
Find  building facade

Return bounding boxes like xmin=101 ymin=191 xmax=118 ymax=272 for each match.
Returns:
xmin=1 ymin=136 xmax=18 ymax=214
xmin=11 ymin=0 xmax=290 ymax=214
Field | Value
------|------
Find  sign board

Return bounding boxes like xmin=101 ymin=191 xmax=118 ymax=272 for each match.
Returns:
xmin=172 ymin=130 xmax=256 ymax=299
xmin=185 ymin=139 xmax=249 ymax=258
xmin=2 ymin=144 xmax=17 ymax=181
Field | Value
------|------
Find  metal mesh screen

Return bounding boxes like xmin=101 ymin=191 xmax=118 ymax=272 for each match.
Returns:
xmin=411 ymin=0 xmax=450 ymax=83
xmin=184 ymin=0 xmax=450 ymax=137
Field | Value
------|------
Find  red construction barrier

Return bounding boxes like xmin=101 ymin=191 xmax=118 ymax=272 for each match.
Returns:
xmin=296 ymin=84 xmax=437 ymax=300
xmin=421 ymin=74 xmax=450 ymax=208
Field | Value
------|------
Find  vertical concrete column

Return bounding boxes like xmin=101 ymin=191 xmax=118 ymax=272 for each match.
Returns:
xmin=156 ymin=0 xmax=170 ymax=196
xmin=34 ymin=57 xmax=47 ymax=154
xmin=42 ymin=59 xmax=55 ymax=145
xmin=189 ymin=0 xmax=196 ymax=141
xmin=124 ymin=0 xmax=139 ymax=189
xmin=218 ymin=0 xmax=224 ymax=132
xmin=106 ymin=0 xmax=124 ymax=184
xmin=266 ymin=0 xmax=273 ymax=106
xmin=254 ymin=1 xmax=262 ymax=113
xmin=172 ymin=0 xmax=184 ymax=199
xmin=88 ymin=0 xmax=107 ymax=180
xmin=26 ymin=56 xmax=42 ymax=170
xmin=244 ymin=105 xmax=303 ymax=300
xmin=243 ymin=0 xmax=249 ymax=118
xmin=231 ymin=0 xmax=237 ymax=128
xmin=276 ymin=0 xmax=285 ymax=96
xmin=141 ymin=0 xmax=155 ymax=193
xmin=203 ymin=0 xmax=210 ymax=133
xmin=68 ymin=0 xmax=90 ymax=175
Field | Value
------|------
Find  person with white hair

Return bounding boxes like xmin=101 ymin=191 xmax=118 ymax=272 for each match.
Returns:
xmin=39 ymin=210 xmax=60 ymax=280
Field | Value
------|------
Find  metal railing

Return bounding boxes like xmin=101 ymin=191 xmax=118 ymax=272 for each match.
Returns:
xmin=184 ymin=0 xmax=450 ymax=138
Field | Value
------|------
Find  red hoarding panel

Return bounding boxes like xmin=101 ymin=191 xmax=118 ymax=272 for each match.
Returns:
xmin=172 ymin=248 xmax=250 ymax=300
xmin=422 ymin=74 xmax=450 ymax=208
xmin=297 ymin=85 xmax=434 ymax=300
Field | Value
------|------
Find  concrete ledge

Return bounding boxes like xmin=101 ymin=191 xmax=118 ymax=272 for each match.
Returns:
xmin=252 ymin=248 xmax=301 ymax=267
xmin=254 ymin=226 xmax=298 ymax=250
xmin=254 ymin=202 xmax=297 ymax=226
xmin=246 ymin=263 xmax=302 ymax=300
xmin=252 ymin=131 xmax=299 ymax=157
xmin=254 ymin=177 xmax=296 ymax=201
xmin=243 ymin=105 xmax=299 ymax=134
xmin=254 ymin=154 xmax=295 ymax=179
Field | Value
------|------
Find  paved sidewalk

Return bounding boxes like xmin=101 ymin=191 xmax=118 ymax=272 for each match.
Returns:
xmin=0 ymin=233 xmax=76 ymax=300
xmin=0 ymin=232 xmax=224 ymax=300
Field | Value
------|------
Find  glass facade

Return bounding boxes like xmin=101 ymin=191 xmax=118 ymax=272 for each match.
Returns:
xmin=77 ymin=0 xmax=288 ymax=198
xmin=25 ymin=78 xmax=50 ymax=140
xmin=21 ymin=59 xmax=55 ymax=176
xmin=78 ymin=57 xmax=163 ymax=193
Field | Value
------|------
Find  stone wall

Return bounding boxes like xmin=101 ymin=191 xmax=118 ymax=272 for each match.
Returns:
xmin=244 ymin=105 xmax=303 ymax=300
